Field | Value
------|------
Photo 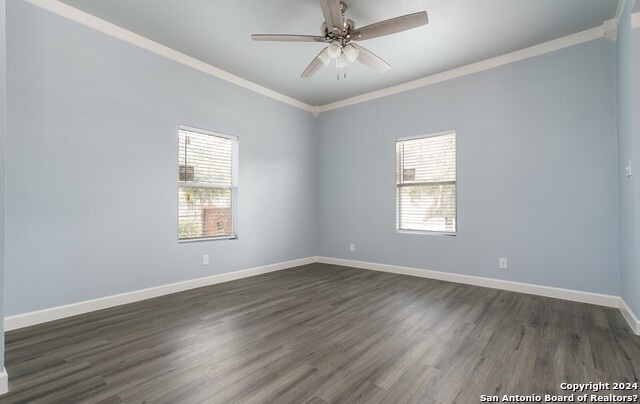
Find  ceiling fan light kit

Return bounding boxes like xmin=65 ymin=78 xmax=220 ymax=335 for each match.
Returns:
xmin=251 ymin=0 xmax=428 ymax=79
xmin=327 ymin=43 xmax=342 ymax=59
xmin=344 ymin=45 xmax=359 ymax=63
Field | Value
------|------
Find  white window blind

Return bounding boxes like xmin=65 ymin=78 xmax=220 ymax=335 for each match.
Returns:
xmin=178 ymin=126 xmax=238 ymax=240
xmin=396 ymin=131 xmax=456 ymax=233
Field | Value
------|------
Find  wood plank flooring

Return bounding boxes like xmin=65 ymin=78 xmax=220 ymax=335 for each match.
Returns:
xmin=2 ymin=263 xmax=639 ymax=403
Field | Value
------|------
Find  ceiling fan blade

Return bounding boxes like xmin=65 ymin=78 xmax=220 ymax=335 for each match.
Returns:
xmin=251 ymin=34 xmax=328 ymax=42
xmin=350 ymin=43 xmax=391 ymax=73
xmin=301 ymin=48 xmax=330 ymax=78
xmin=351 ymin=11 xmax=428 ymax=41
xmin=320 ymin=0 xmax=344 ymax=32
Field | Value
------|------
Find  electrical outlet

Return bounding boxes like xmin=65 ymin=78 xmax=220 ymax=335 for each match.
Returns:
xmin=349 ymin=243 xmax=355 ymax=253
xmin=202 ymin=255 xmax=209 ymax=266
xmin=499 ymin=258 xmax=507 ymax=270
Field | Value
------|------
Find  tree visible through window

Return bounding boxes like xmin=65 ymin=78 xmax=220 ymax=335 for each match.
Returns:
xmin=178 ymin=126 xmax=238 ymax=240
xmin=396 ymin=131 xmax=456 ymax=233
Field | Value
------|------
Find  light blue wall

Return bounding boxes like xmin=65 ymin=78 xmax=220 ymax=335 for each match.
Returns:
xmin=0 ymin=0 xmax=6 ymax=367
xmin=633 ymin=25 xmax=640 ymax=318
xmin=4 ymin=1 xmax=317 ymax=315
xmin=617 ymin=3 xmax=634 ymax=314
xmin=2 ymin=0 xmax=632 ymax=321
xmin=317 ymin=39 xmax=620 ymax=295
xmin=619 ymin=5 xmax=640 ymax=316
xmin=617 ymin=3 xmax=639 ymax=316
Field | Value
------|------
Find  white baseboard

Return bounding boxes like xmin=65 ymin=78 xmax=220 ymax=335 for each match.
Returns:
xmin=318 ymin=257 xmax=640 ymax=335
xmin=5 ymin=255 xmax=639 ymax=337
xmin=4 ymin=256 xmax=319 ymax=331
xmin=0 ymin=368 xmax=8 ymax=395
xmin=619 ymin=298 xmax=640 ymax=335
xmin=318 ymin=257 xmax=621 ymax=307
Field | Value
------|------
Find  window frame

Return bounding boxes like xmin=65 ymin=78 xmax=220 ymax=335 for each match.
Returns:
xmin=177 ymin=124 xmax=239 ymax=243
xmin=396 ymin=129 xmax=457 ymax=236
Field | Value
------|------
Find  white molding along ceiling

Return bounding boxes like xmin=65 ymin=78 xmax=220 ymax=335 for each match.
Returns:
xmin=25 ymin=0 xmax=624 ymax=116
xmin=603 ymin=0 xmax=635 ymax=40
xmin=23 ymin=0 xmax=315 ymax=113
xmin=317 ymin=26 xmax=604 ymax=113
xmin=608 ymin=0 xmax=627 ymax=39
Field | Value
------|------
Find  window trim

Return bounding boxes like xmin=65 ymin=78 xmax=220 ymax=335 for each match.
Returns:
xmin=396 ymin=129 xmax=457 ymax=236
xmin=177 ymin=124 xmax=239 ymax=243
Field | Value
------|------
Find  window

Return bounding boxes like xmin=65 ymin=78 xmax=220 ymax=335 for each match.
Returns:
xmin=396 ymin=131 xmax=456 ymax=234
xmin=178 ymin=126 xmax=238 ymax=241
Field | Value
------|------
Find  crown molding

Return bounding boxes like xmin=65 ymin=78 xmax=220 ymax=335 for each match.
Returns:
xmin=23 ymin=0 xmax=315 ymax=114
xmin=603 ymin=18 xmax=619 ymax=41
xmin=604 ymin=0 xmax=629 ymax=40
xmin=616 ymin=0 xmax=628 ymax=20
xmin=606 ymin=0 xmax=640 ymax=39
xmin=316 ymin=25 xmax=604 ymax=113
xmin=25 ymin=0 xmax=615 ymax=116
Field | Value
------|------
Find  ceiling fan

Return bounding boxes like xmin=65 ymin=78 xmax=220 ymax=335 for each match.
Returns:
xmin=251 ymin=0 xmax=428 ymax=78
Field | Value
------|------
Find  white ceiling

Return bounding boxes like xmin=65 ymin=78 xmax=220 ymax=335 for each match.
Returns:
xmin=56 ymin=0 xmax=619 ymax=106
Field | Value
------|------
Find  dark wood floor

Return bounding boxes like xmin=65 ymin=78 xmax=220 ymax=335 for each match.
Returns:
xmin=2 ymin=263 xmax=639 ymax=403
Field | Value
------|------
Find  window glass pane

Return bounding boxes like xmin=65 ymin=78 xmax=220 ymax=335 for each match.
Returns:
xmin=398 ymin=184 xmax=456 ymax=232
xmin=397 ymin=133 xmax=456 ymax=184
xmin=178 ymin=187 xmax=232 ymax=239
xmin=179 ymin=129 xmax=233 ymax=185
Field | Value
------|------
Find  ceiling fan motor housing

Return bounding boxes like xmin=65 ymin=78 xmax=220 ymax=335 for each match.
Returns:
xmin=321 ymin=19 xmax=356 ymax=45
xmin=320 ymin=1 xmax=354 ymax=45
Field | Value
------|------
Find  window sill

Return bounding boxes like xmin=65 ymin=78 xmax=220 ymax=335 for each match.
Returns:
xmin=178 ymin=236 xmax=237 ymax=244
xmin=396 ymin=230 xmax=456 ymax=237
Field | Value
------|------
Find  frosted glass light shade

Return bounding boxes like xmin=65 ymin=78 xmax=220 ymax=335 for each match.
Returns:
xmin=344 ymin=44 xmax=359 ymax=63
xmin=327 ymin=43 xmax=341 ymax=58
